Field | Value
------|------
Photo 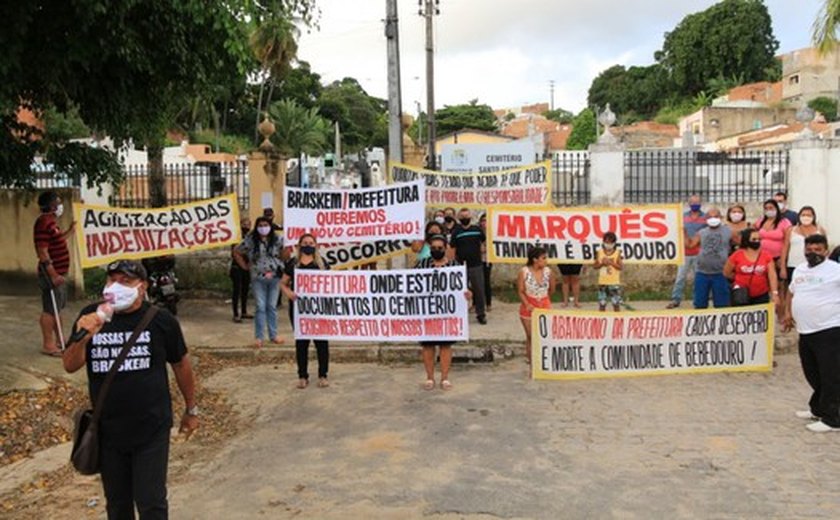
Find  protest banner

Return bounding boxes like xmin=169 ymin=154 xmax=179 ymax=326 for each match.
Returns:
xmin=531 ymin=305 xmax=774 ymax=380
xmin=283 ymin=181 xmax=425 ymax=246
xmin=389 ymin=161 xmax=552 ymax=208
xmin=74 ymin=194 xmax=240 ymax=268
xmin=439 ymin=141 xmax=537 ymax=173
xmin=292 ymin=266 xmax=469 ymax=342
xmin=487 ymin=204 xmax=684 ymax=265
xmin=320 ymin=240 xmax=415 ymax=270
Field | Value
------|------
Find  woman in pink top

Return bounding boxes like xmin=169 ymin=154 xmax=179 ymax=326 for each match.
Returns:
xmin=755 ymin=199 xmax=791 ymax=263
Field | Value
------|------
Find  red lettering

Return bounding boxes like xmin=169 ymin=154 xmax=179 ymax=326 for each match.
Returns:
xmin=496 ymin=215 xmax=526 ymax=238
xmin=545 ymin=216 xmax=567 ymax=240
xmin=168 ymin=228 xmax=185 ymax=249
xmin=592 ymin=214 xmax=619 ymax=238
xmin=528 ymin=216 xmax=547 ymax=239
xmin=620 ymin=210 xmax=642 ymax=239
xmin=87 ymin=233 xmax=110 ymax=258
xmin=643 ymin=212 xmax=668 ymax=238
xmin=567 ymin=216 xmax=591 ymax=241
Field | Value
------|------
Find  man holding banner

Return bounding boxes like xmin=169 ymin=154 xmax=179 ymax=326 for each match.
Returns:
xmin=452 ymin=208 xmax=487 ymax=325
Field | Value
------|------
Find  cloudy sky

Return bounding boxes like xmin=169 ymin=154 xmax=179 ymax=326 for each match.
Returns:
xmin=297 ymin=0 xmax=825 ymax=115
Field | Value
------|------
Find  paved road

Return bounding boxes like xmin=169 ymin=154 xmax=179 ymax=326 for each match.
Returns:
xmin=165 ymin=356 xmax=837 ymax=519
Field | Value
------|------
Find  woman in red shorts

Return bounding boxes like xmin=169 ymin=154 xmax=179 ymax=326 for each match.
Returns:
xmin=518 ymin=247 xmax=556 ymax=365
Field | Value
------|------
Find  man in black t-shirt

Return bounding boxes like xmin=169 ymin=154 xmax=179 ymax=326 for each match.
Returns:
xmin=63 ymin=259 xmax=198 ymax=519
xmin=451 ymin=208 xmax=487 ymax=324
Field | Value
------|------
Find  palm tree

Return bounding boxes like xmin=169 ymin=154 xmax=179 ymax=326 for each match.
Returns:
xmin=250 ymin=16 xmax=300 ymax=143
xmin=269 ymin=99 xmax=330 ymax=185
xmin=813 ymin=0 xmax=840 ymax=53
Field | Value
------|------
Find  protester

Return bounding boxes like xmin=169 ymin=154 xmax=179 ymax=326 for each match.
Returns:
xmin=281 ymin=233 xmax=330 ymax=389
xmin=432 ymin=209 xmax=446 ymax=225
xmin=415 ymin=234 xmax=467 ymax=390
xmin=690 ymin=208 xmax=731 ymax=308
xmin=34 ymin=191 xmax=75 ymax=356
xmin=783 ymin=234 xmax=840 ymax=432
xmin=233 ymin=216 xmax=285 ymax=348
xmin=479 ymin=213 xmax=493 ymax=311
xmin=593 ymin=232 xmax=623 ymax=312
xmin=63 ymin=260 xmax=198 ymax=518
xmin=451 ymin=208 xmax=487 ymax=324
xmin=724 ymin=228 xmax=780 ymax=306
xmin=781 ymin=206 xmax=826 ymax=285
xmin=755 ymin=199 xmax=791 ymax=313
xmin=413 ymin=220 xmax=445 ymax=262
xmin=229 ymin=216 xmax=252 ymax=323
xmin=666 ymin=194 xmax=706 ymax=308
xmin=262 ymin=207 xmax=286 ymax=307
xmin=517 ymin=247 xmax=555 ymax=365
xmin=262 ymin=207 xmax=282 ymax=233
xmin=443 ymin=207 xmax=457 ymax=241
xmin=558 ymin=263 xmax=583 ymax=308
xmin=725 ymin=204 xmax=749 ymax=253
xmin=774 ymin=191 xmax=799 ymax=225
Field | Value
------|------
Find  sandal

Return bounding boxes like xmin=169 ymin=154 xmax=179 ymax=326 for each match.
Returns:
xmin=423 ymin=379 xmax=435 ymax=391
xmin=254 ymin=339 xmax=263 ymax=349
xmin=440 ymin=380 xmax=452 ymax=391
xmin=40 ymin=349 xmax=62 ymax=357
xmin=233 ymin=316 xmax=242 ymax=323
xmin=297 ymin=378 xmax=309 ymax=389
xmin=317 ymin=377 xmax=329 ymax=388
xmin=271 ymin=336 xmax=284 ymax=345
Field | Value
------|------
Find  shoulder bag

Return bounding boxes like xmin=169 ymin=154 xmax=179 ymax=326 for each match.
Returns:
xmin=731 ymin=254 xmax=760 ymax=307
xmin=70 ymin=305 xmax=158 ymax=475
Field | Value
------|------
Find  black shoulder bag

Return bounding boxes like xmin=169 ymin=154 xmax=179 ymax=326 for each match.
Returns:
xmin=731 ymin=256 xmax=760 ymax=307
xmin=71 ymin=306 xmax=158 ymax=475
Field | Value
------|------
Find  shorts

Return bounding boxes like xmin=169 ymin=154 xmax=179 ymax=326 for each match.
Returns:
xmin=598 ymin=285 xmax=622 ymax=307
xmin=420 ymin=341 xmax=455 ymax=348
xmin=38 ymin=271 xmax=67 ymax=314
xmin=558 ymin=264 xmax=583 ymax=276
xmin=519 ymin=296 xmax=552 ymax=319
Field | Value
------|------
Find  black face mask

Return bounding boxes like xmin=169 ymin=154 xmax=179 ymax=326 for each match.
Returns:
xmin=444 ymin=216 xmax=454 ymax=223
xmin=300 ymin=245 xmax=316 ymax=256
xmin=430 ymin=249 xmax=446 ymax=260
xmin=241 ymin=227 xmax=250 ymax=236
xmin=806 ymin=252 xmax=826 ymax=267
xmin=459 ymin=218 xmax=471 ymax=227
xmin=747 ymin=240 xmax=761 ymax=250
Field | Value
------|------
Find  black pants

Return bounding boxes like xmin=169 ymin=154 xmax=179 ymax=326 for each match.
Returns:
xmin=100 ymin=426 xmax=169 ymax=520
xmin=466 ymin=265 xmax=486 ymax=318
xmin=798 ymin=326 xmax=840 ymax=427
xmin=230 ymin=266 xmax=250 ymax=317
xmin=289 ymin=306 xmax=329 ymax=379
xmin=483 ymin=263 xmax=492 ymax=308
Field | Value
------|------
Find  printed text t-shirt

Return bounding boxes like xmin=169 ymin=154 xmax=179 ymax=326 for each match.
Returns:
xmin=789 ymin=259 xmax=840 ymax=334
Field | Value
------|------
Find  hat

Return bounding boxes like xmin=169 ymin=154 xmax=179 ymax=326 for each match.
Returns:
xmin=106 ymin=260 xmax=148 ymax=281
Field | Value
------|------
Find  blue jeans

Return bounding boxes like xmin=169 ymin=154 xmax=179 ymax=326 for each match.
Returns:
xmin=693 ymin=272 xmax=730 ymax=308
xmin=671 ymin=255 xmax=698 ymax=302
xmin=252 ymin=276 xmax=280 ymax=340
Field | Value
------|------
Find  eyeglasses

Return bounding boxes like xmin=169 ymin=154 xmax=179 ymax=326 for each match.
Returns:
xmin=107 ymin=260 xmax=144 ymax=278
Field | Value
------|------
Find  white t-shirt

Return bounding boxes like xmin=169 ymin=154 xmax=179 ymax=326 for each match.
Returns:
xmin=790 ymin=259 xmax=840 ymax=334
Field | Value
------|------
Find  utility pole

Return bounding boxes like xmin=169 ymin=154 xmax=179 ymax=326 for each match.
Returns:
xmin=415 ymin=100 xmax=423 ymax=146
xmin=420 ymin=0 xmax=440 ymax=170
xmin=549 ymin=80 xmax=555 ymax=111
xmin=385 ymin=0 xmax=403 ymax=164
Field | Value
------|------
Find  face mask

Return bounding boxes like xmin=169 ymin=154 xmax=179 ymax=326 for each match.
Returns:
xmin=300 ymin=245 xmax=316 ymax=256
xmin=459 ymin=218 xmax=471 ymax=227
xmin=54 ymin=203 xmax=64 ymax=218
xmin=430 ymin=249 xmax=446 ymax=260
xmin=799 ymin=216 xmax=814 ymax=226
xmin=729 ymin=212 xmax=744 ymax=223
xmin=241 ymin=227 xmax=250 ymax=236
xmin=690 ymin=204 xmax=701 ymax=212
xmin=603 ymin=243 xmax=615 ymax=251
xmin=434 ymin=216 xmax=445 ymax=225
xmin=806 ymin=252 xmax=825 ymax=267
xmin=103 ymin=281 xmax=140 ymax=312
xmin=257 ymin=226 xmax=271 ymax=236
xmin=747 ymin=240 xmax=761 ymax=250
xmin=444 ymin=216 xmax=454 ymax=224
xmin=765 ymin=210 xmax=777 ymax=219
xmin=707 ymin=217 xmax=721 ymax=228
xmin=776 ymin=202 xmax=786 ymax=211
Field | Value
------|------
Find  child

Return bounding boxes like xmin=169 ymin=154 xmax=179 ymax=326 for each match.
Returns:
xmin=593 ymin=231 xmax=623 ymax=312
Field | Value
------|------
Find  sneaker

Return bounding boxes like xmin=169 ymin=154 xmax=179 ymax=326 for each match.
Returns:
xmin=806 ymin=420 xmax=840 ymax=433
xmin=666 ymin=301 xmax=680 ymax=309
xmin=477 ymin=316 xmax=487 ymax=325
xmin=795 ymin=410 xmax=818 ymax=420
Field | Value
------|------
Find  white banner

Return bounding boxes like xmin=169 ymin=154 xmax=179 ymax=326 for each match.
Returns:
xmin=532 ymin=305 xmax=774 ymax=380
xmin=488 ymin=205 xmax=684 ymax=265
xmin=320 ymin=240 xmax=415 ymax=270
xmin=293 ymin=266 xmax=469 ymax=342
xmin=389 ymin=162 xmax=551 ymax=208
xmin=440 ymin=141 xmax=537 ymax=173
xmin=283 ymin=181 xmax=425 ymax=246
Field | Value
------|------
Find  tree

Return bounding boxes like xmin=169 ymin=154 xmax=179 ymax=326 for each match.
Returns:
xmin=251 ymin=14 xmax=300 ymax=144
xmin=0 ymin=0 xmax=317 ymax=193
xmin=808 ymin=96 xmax=839 ymax=122
xmin=269 ymin=99 xmax=330 ymax=157
xmin=434 ymin=99 xmax=497 ymax=135
xmin=813 ymin=0 xmax=840 ymax=53
xmin=565 ymin=109 xmax=597 ymax=150
xmin=656 ymin=0 xmax=779 ymax=97
xmin=587 ymin=64 xmax=671 ymax=122
xmin=317 ymin=78 xmax=388 ymax=151
xmin=542 ymin=108 xmax=574 ymax=124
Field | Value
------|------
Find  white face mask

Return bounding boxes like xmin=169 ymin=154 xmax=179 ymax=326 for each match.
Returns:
xmin=799 ymin=216 xmax=814 ymax=226
xmin=707 ymin=217 xmax=722 ymax=228
xmin=434 ymin=216 xmax=445 ymax=225
xmin=257 ymin=225 xmax=272 ymax=236
xmin=765 ymin=210 xmax=777 ymax=219
xmin=729 ymin=212 xmax=744 ymax=223
xmin=103 ymin=281 xmax=140 ymax=312
xmin=54 ymin=203 xmax=64 ymax=218
xmin=776 ymin=201 xmax=786 ymax=211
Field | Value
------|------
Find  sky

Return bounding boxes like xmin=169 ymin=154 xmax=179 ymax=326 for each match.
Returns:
xmin=296 ymin=0 xmax=825 ymax=115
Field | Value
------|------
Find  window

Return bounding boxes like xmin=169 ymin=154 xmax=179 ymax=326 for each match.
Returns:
xmin=753 ymin=120 xmax=763 ymax=130
xmin=789 ymin=75 xmax=800 ymax=85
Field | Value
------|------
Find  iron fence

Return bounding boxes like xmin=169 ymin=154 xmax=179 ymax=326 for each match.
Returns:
xmin=111 ymin=161 xmax=250 ymax=210
xmin=624 ymin=149 xmax=789 ymax=204
xmin=552 ymin=151 xmax=591 ymax=206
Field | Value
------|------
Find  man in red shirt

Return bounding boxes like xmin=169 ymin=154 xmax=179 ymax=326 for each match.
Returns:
xmin=34 ymin=191 xmax=75 ymax=356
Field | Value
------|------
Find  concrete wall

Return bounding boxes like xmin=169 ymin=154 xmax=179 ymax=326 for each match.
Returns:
xmin=788 ymin=138 xmax=840 ymax=240
xmin=0 ymin=189 xmax=84 ymax=296
xmin=247 ymin=151 xmax=287 ymax=227
xmin=781 ymin=47 xmax=840 ymax=106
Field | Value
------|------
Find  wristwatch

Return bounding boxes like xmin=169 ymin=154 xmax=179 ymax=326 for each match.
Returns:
xmin=186 ymin=406 xmax=200 ymax=417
